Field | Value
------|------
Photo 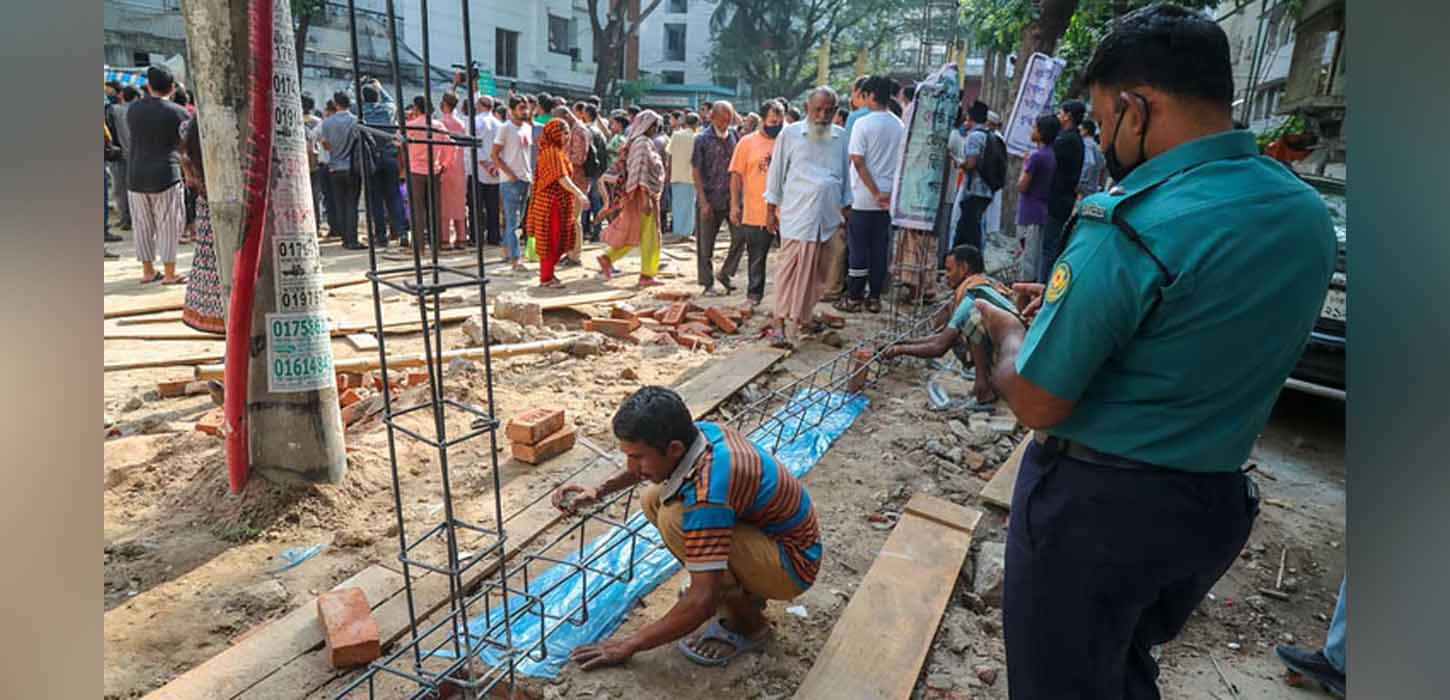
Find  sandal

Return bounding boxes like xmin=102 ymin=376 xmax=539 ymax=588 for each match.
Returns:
xmin=833 ymin=297 xmax=863 ymax=313
xmin=540 ymin=279 xmax=565 ymax=289
xmin=677 ymin=618 xmax=767 ymax=667
xmin=139 ymin=272 xmax=163 ymax=284
xmin=866 ymin=298 xmax=882 ymax=314
xmin=162 ymin=274 xmax=188 ymax=285
xmin=637 ymin=276 xmax=662 ymax=288
xmin=597 ymin=254 xmax=615 ymax=280
xmin=761 ymin=326 xmax=794 ymax=350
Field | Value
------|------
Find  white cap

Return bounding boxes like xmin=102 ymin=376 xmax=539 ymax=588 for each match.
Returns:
xmin=987 ymin=110 xmax=1002 ymax=124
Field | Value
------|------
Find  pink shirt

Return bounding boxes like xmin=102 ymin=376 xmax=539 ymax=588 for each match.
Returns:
xmin=405 ymin=115 xmax=448 ymax=175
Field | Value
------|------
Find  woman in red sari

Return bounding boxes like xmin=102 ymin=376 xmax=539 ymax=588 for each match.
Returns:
xmin=526 ymin=118 xmax=591 ymax=288
xmin=437 ymin=93 xmax=469 ymax=249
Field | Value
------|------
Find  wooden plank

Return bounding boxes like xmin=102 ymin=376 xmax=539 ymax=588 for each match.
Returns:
xmin=345 ymin=333 xmax=379 ymax=352
xmin=980 ymin=436 xmax=1031 ymax=510
xmin=104 ymin=310 xmax=477 ymax=342
xmin=141 ymin=566 xmax=403 ymax=700
xmin=105 ymin=277 xmax=372 ymax=320
xmin=230 ymin=341 xmax=780 ymax=699
xmin=794 ymin=495 xmax=982 ymax=700
xmin=672 ymin=346 xmax=788 ymax=419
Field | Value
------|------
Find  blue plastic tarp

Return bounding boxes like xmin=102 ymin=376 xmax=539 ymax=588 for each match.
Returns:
xmin=440 ymin=389 xmax=869 ymax=678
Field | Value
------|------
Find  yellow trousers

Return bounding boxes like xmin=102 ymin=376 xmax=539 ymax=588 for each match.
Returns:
xmin=605 ymin=211 xmax=661 ymax=278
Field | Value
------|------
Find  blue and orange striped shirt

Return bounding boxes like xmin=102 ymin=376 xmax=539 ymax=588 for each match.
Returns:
xmin=664 ymin=421 xmax=822 ymax=590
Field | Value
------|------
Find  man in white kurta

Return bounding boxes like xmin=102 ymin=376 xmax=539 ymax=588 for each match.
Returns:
xmin=763 ymin=87 xmax=852 ymax=346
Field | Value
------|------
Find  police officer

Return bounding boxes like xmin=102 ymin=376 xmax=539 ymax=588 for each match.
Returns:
xmin=971 ymin=5 xmax=1336 ymax=698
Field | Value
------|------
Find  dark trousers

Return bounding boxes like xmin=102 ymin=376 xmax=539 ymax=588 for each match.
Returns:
xmin=408 ymin=171 xmax=442 ymax=248
xmin=472 ymin=179 xmax=501 ymax=245
xmin=1004 ymin=440 xmax=1257 ymax=700
xmin=696 ymin=202 xmax=731 ymax=289
xmin=955 ymin=194 xmax=990 ymax=251
xmin=1038 ymin=214 xmax=1067 ymax=282
xmin=718 ymin=224 xmax=773 ymax=302
xmin=309 ymin=168 xmax=327 ymax=235
xmin=846 ymin=208 xmax=892 ymax=300
xmin=367 ymin=158 xmax=407 ymax=244
xmin=111 ymin=160 xmax=132 ymax=226
xmin=327 ymin=169 xmax=361 ymax=246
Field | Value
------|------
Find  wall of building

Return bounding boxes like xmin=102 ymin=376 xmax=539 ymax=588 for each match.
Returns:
xmin=635 ymin=0 xmax=718 ymax=85
xmin=394 ymin=0 xmax=598 ymax=99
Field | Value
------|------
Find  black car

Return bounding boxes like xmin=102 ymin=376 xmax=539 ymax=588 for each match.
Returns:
xmin=1287 ymin=175 xmax=1346 ymax=398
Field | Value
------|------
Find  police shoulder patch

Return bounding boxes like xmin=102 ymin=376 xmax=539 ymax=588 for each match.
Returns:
xmin=1045 ymin=261 xmax=1072 ymax=303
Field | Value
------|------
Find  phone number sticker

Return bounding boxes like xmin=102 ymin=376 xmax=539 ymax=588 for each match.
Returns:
xmin=266 ymin=311 xmax=334 ymax=393
xmin=272 ymin=234 xmax=325 ymax=312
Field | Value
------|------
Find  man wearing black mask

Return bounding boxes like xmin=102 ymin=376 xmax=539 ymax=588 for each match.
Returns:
xmin=1039 ymin=99 xmax=1085 ymax=281
xmin=971 ymin=5 xmax=1336 ymax=698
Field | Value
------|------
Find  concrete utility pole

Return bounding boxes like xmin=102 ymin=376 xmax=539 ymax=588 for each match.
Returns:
xmin=183 ymin=0 xmax=346 ymax=488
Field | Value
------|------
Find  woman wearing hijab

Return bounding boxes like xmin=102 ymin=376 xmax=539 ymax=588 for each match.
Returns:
xmin=525 ymin=118 xmax=591 ymax=288
xmin=596 ymin=110 xmax=665 ymax=288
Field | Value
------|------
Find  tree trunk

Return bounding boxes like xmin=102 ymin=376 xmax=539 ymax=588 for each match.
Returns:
xmin=180 ymin=0 xmax=250 ymax=291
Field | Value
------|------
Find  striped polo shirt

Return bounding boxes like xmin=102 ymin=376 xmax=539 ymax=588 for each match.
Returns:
xmin=662 ymin=421 xmax=822 ymax=591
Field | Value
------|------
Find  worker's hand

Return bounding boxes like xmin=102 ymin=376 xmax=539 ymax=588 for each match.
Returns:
xmin=766 ymin=208 xmax=780 ymax=235
xmin=1011 ymin=282 xmax=1045 ymax=323
xmin=874 ymin=191 xmax=891 ymax=210
xmin=571 ymin=637 xmax=636 ymax=671
xmin=575 ymin=190 xmax=591 ymax=209
xmin=551 ymin=483 xmax=599 ymax=514
xmin=881 ymin=343 xmax=902 ymax=359
xmin=729 ymin=205 xmax=742 ymax=228
xmin=974 ymin=299 xmax=1025 ymax=346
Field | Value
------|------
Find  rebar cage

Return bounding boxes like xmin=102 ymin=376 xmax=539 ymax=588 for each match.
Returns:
xmin=327 ymin=0 xmax=955 ymax=695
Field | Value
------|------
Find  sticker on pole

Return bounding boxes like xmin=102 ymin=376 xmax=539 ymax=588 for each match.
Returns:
xmin=266 ymin=311 xmax=334 ymax=393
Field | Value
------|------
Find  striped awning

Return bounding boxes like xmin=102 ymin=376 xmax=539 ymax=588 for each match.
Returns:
xmin=104 ymin=66 xmax=148 ymax=88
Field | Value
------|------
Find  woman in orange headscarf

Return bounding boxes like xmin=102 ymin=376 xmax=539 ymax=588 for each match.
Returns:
xmin=526 ymin=118 xmax=591 ymax=287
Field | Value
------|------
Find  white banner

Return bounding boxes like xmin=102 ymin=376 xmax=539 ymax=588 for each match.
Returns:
xmin=1003 ymin=52 xmax=1067 ymax=158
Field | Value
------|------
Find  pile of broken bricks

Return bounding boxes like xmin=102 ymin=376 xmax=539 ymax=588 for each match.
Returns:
xmin=184 ymin=369 xmax=433 ymax=438
xmin=505 ymin=407 xmax=577 ymax=465
xmin=583 ymin=290 xmax=749 ymax=354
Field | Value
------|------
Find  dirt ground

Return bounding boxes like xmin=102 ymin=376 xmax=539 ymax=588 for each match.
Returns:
xmin=103 ymin=230 xmax=1345 ymax=700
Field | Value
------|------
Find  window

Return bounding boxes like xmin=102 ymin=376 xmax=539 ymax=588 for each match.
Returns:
xmin=664 ymin=24 xmax=687 ymax=62
xmin=548 ymin=14 xmax=571 ymax=55
xmin=132 ymin=51 xmax=150 ymax=67
xmin=496 ymin=29 xmax=519 ymax=77
xmin=661 ymin=70 xmax=685 ymax=84
xmin=668 ymin=0 xmax=688 ymax=12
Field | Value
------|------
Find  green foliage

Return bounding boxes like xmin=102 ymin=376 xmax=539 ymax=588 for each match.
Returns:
xmin=708 ymin=0 xmax=913 ymax=103
xmin=291 ymin=0 xmax=326 ymax=18
xmin=1051 ymin=0 xmax=1219 ymax=99
xmin=615 ymin=77 xmax=657 ymax=104
xmin=1255 ymin=113 xmax=1307 ymax=151
xmin=959 ymin=0 xmax=1036 ymax=54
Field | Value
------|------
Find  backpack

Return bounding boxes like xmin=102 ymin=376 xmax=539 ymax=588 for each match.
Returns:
xmin=972 ymin=127 xmax=1008 ymax=192
xmin=583 ymin=128 xmax=610 ymax=179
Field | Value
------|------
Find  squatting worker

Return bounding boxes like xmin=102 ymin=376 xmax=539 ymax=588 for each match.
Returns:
xmin=970 ymin=6 xmax=1336 ymax=698
xmin=556 ymin=386 xmax=821 ymax=670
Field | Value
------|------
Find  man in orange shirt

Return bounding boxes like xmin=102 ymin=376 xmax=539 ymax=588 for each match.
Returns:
xmin=721 ymin=100 xmax=785 ymax=306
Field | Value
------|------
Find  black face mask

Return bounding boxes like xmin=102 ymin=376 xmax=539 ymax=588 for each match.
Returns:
xmin=763 ymin=124 xmax=783 ymax=138
xmin=1104 ymin=92 xmax=1151 ymax=183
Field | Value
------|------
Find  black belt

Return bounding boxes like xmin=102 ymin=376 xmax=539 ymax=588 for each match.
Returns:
xmin=1032 ymin=431 xmax=1165 ymax=472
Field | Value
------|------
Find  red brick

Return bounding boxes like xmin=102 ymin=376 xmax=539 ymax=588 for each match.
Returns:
xmin=684 ymin=312 xmax=710 ymax=325
xmin=405 ymin=371 xmax=430 ymax=387
xmin=676 ymin=321 xmax=716 ymax=338
xmin=583 ymin=317 xmax=639 ymax=340
xmin=505 ymin=408 xmax=566 ymax=445
xmin=195 ymin=408 xmax=225 ymax=437
xmin=706 ymin=307 xmax=739 ymax=334
xmin=337 ymin=385 xmax=362 ymax=408
xmin=336 ymin=371 xmax=366 ymax=391
xmin=340 ymin=399 xmax=369 ymax=426
xmin=639 ymin=319 xmax=669 ymax=333
xmin=847 ymin=347 xmax=874 ymax=393
xmin=511 ymin=425 xmax=577 ymax=465
xmin=317 ymin=587 xmax=381 ymax=669
xmin=156 ymin=378 xmax=192 ymax=398
xmin=654 ymin=289 xmax=693 ymax=302
xmin=630 ymin=328 xmax=662 ymax=346
xmin=677 ymin=334 xmax=717 ymax=353
xmin=659 ymin=302 xmax=687 ymax=326
xmin=609 ymin=304 xmax=639 ymax=322
xmin=685 ymin=301 xmax=706 ymax=314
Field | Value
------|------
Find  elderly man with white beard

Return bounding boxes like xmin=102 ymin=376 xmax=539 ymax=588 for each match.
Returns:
xmin=761 ymin=86 xmax=852 ymax=348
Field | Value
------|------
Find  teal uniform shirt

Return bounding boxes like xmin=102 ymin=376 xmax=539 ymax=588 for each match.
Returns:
xmin=1016 ymin=130 xmax=1335 ymax=472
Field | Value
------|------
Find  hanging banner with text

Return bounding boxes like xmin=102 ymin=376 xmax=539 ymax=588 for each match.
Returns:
xmin=1003 ymin=52 xmax=1067 ymax=157
xmin=890 ymin=62 xmax=960 ymax=230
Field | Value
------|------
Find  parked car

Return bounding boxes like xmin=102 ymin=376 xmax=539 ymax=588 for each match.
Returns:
xmin=1288 ymin=174 xmax=1346 ymax=397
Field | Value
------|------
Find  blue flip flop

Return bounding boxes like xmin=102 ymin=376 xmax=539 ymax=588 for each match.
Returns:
xmin=677 ymin=618 xmax=765 ymax=667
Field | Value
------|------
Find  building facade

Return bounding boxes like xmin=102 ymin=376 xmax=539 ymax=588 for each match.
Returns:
xmin=632 ymin=0 xmax=743 ymax=112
